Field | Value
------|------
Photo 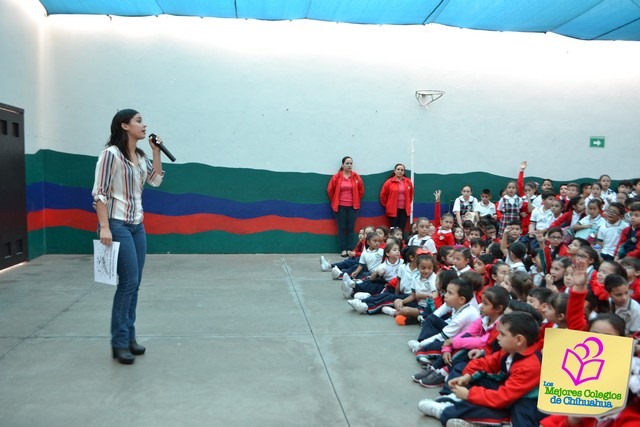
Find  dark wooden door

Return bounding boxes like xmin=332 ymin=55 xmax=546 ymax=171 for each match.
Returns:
xmin=0 ymin=103 xmax=28 ymax=270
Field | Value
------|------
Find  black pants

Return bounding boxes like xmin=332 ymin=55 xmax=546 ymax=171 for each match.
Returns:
xmin=389 ymin=209 xmax=408 ymax=232
xmin=335 ymin=206 xmax=358 ymax=252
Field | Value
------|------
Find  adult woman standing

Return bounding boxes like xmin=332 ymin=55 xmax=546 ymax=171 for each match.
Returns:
xmin=379 ymin=163 xmax=414 ymax=232
xmin=92 ymin=109 xmax=164 ymax=365
xmin=327 ymin=156 xmax=364 ymax=257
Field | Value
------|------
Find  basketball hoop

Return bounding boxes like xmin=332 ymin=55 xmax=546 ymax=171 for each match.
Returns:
xmin=415 ymin=90 xmax=445 ymax=108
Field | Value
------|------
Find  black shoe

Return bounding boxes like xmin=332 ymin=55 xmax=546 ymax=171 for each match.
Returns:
xmin=129 ymin=340 xmax=146 ymax=356
xmin=112 ymin=348 xmax=135 ymax=365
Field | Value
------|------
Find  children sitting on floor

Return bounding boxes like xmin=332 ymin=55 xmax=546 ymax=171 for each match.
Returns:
xmin=407 ymin=277 xmax=480 ymax=363
xmin=418 ymin=311 xmax=547 ymax=426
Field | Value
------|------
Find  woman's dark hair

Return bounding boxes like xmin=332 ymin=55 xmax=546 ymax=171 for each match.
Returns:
xmin=388 ymin=163 xmax=406 ymax=178
xmin=107 ymin=109 xmax=145 ymax=161
xmin=339 ymin=156 xmax=352 ymax=171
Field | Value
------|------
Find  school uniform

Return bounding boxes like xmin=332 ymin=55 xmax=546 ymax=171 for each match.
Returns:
xmin=413 ymin=272 xmax=438 ymax=315
xmin=415 ymin=302 xmax=480 ymax=361
xmin=616 ymin=225 xmax=640 ymax=259
xmin=596 ymin=219 xmax=628 ymax=259
xmin=497 ymin=195 xmax=524 ymax=234
xmin=407 ymin=234 xmax=437 ymax=254
xmin=440 ymin=344 xmax=546 ymax=426
xmin=574 ymin=214 xmax=605 ymax=241
xmin=361 ymin=262 xmax=415 ymax=314
xmin=434 ymin=228 xmax=455 ymax=249
xmin=453 ymin=196 xmax=479 ymax=225
xmin=610 ymin=298 xmax=640 ymax=335
xmin=630 ymin=277 xmax=640 ymax=303
xmin=476 ymin=201 xmax=496 ymax=219
xmin=530 ymin=205 xmax=555 ymax=231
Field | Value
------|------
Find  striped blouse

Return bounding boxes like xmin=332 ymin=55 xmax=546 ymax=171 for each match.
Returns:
xmin=92 ymin=145 xmax=163 ymax=224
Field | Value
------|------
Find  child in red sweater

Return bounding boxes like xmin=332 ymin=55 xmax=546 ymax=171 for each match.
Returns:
xmin=621 ymin=257 xmax=640 ymax=303
xmin=418 ymin=311 xmax=547 ymax=426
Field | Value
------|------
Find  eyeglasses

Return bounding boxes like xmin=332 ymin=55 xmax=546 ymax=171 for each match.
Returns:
xmin=549 ymin=235 xmax=563 ymax=240
xmin=605 ymin=210 xmax=620 ymax=215
xmin=576 ymin=253 xmax=591 ymax=259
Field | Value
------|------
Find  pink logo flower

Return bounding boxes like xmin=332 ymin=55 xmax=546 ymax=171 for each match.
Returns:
xmin=561 ymin=337 xmax=605 ymax=386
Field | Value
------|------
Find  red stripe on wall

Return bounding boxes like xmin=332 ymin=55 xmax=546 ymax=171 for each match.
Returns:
xmin=28 ymin=209 xmax=387 ymax=236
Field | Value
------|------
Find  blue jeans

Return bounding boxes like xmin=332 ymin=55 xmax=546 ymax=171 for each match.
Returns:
xmin=110 ymin=220 xmax=146 ymax=348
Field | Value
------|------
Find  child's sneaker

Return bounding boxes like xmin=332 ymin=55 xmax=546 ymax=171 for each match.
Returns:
xmin=407 ymin=340 xmax=422 ymax=353
xmin=412 ymin=366 xmax=434 ymax=382
xmin=341 ymin=281 xmax=353 ymax=299
xmin=416 ymin=355 xmax=433 ymax=365
xmin=417 ymin=399 xmax=453 ymax=418
xmin=435 ymin=393 xmax=462 ymax=403
xmin=343 ymin=274 xmax=355 ymax=287
xmin=331 ymin=266 xmax=342 ymax=279
xmin=419 ymin=369 xmax=447 ymax=388
xmin=320 ymin=256 xmax=332 ymax=271
xmin=381 ymin=306 xmax=397 ymax=316
xmin=353 ymin=292 xmax=371 ymax=300
xmin=445 ymin=419 xmax=481 ymax=427
xmin=347 ymin=299 xmax=368 ymax=313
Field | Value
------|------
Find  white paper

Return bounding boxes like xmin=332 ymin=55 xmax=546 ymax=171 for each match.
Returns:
xmin=93 ymin=240 xmax=120 ymax=285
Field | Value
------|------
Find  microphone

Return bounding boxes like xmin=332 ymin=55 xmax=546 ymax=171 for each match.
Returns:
xmin=149 ymin=133 xmax=176 ymax=162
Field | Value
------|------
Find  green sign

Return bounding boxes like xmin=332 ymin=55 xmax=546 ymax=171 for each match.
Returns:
xmin=590 ymin=136 xmax=605 ymax=148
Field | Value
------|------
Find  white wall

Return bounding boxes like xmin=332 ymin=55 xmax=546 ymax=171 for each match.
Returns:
xmin=4 ymin=1 xmax=640 ymax=180
xmin=0 ymin=0 xmax=42 ymax=145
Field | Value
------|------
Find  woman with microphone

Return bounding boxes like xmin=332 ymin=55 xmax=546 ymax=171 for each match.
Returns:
xmin=92 ymin=109 xmax=164 ymax=365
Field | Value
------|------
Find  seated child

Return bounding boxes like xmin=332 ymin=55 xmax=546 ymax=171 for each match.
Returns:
xmin=412 ymin=286 xmax=510 ymax=389
xmin=347 ymin=247 xmax=420 ymax=315
xmin=434 ymin=213 xmax=456 ymax=249
xmin=389 ymin=253 xmax=438 ymax=318
xmin=407 ymin=217 xmax=437 ymax=254
xmin=342 ymin=238 xmax=398 ymax=299
xmin=615 ymin=201 xmax=640 ymax=260
xmin=324 ymin=226 xmax=374 ymax=278
xmin=395 ymin=268 xmax=459 ymax=327
xmin=604 ymin=273 xmax=640 ymax=335
xmin=407 ymin=278 xmax=480 ymax=362
xmin=621 ymin=257 xmax=640 ymax=303
xmin=417 ymin=311 xmax=547 ymax=426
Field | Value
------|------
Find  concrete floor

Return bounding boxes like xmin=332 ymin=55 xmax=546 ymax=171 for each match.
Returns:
xmin=0 ymin=254 xmax=443 ymax=427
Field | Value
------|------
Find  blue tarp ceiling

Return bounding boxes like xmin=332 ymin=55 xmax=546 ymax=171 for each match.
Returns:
xmin=37 ymin=0 xmax=640 ymax=41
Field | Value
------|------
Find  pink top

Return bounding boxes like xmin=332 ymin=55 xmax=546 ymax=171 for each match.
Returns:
xmin=396 ymin=182 xmax=406 ymax=209
xmin=339 ymin=177 xmax=354 ymax=206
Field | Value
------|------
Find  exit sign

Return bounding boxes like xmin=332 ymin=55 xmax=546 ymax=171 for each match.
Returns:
xmin=590 ymin=136 xmax=605 ymax=148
